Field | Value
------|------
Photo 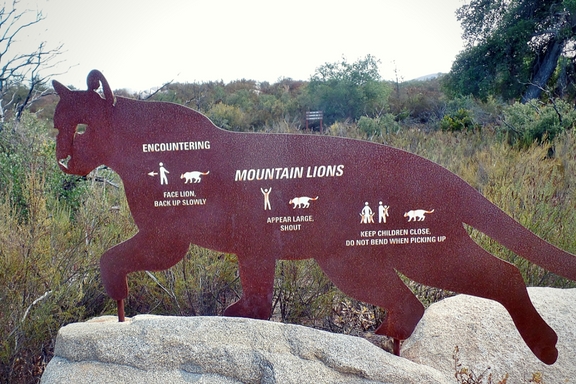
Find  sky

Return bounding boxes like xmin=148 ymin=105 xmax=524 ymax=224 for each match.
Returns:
xmin=16 ymin=0 xmax=468 ymax=92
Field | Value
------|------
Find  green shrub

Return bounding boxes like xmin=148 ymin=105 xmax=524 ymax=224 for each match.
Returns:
xmin=206 ymin=103 xmax=252 ymax=131
xmin=388 ymin=78 xmax=445 ymax=124
xmin=0 ymin=113 xmax=88 ymax=217
xmin=357 ymin=114 xmax=401 ymax=137
xmin=440 ymin=108 xmax=479 ymax=132
xmin=501 ymin=100 xmax=576 ymax=148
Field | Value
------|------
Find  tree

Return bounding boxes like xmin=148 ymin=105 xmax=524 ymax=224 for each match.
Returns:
xmin=444 ymin=0 xmax=576 ymax=102
xmin=307 ymin=55 xmax=391 ymax=125
xmin=0 ymin=0 xmax=64 ymax=128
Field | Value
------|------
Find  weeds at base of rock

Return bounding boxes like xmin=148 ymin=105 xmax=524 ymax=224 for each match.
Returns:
xmin=454 ymin=345 xmax=508 ymax=384
xmin=453 ymin=346 xmax=543 ymax=384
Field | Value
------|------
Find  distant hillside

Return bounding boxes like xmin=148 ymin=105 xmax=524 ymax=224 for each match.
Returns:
xmin=410 ymin=73 xmax=444 ymax=82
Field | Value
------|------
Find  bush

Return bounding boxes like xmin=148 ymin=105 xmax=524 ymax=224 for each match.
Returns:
xmin=0 ymin=114 xmax=88 ymax=218
xmin=388 ymin=78 xmax=445 ymax=124
xmin=501 ymin=99 xmax=576 ymax=148
xmin=357 ymin=114 xmax=401 ymax=137
xmin=125 ymin=248 xmax=240 ymax=317
xmin=440 ymin=108 xmax=479 ymax=132
xmin=206 ymin=103 xmax=252 ymax=131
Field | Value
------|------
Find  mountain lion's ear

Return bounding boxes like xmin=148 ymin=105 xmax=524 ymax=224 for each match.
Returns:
xmin=52 ymin=80 xmax=71 ymax=97
xmin=86 ymin=69 xmax=116 ymax=106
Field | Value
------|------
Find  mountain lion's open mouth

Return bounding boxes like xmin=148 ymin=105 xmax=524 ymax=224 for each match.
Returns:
xmin=58 ymin=155 xmax=71 ymax=169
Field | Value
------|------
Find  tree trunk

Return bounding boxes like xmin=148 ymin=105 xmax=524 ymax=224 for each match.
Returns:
xmin=522 ymin=37 xmax=565 ymax=102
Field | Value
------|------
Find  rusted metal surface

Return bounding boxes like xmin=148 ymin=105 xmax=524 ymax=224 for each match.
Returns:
xmin=52 ymin=70 xmax=576 ymax=365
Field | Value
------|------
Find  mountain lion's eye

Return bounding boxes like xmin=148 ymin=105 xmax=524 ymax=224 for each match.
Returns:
xmin=75 ymin=124 xmax=88 ymax=135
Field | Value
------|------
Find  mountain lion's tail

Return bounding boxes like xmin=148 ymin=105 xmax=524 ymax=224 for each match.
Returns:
xmin=463 ymin=186 xmax=576 ymax=281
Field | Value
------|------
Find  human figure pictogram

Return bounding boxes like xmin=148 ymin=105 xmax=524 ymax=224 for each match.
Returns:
xmin=159 ymin=162 xmax=170 ymax=185
xmin=360 ymin=202 xmax=374 ymax=223
xmin=379 ymin=202 xmax=389 ymax=223
xmin=261 ymin=187 xmax=272 ymax=210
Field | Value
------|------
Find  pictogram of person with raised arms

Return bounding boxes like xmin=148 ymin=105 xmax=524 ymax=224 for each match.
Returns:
xmin=261 ymin=187 xmax=272 ymax=210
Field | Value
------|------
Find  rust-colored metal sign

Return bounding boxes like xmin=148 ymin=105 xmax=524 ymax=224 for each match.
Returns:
xmin=53 ymin=70 xmax=576 ymax=364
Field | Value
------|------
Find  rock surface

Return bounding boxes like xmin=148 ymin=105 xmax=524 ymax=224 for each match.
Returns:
xmin=42 ymin=287 xmax=576 ymax=384
xmin=41 ymin=315 xmax=449 ymax=384
xmin=402 ymin=287 xmax=576 ymax=383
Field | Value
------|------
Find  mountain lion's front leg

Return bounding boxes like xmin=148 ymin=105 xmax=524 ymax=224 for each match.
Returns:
xmin=100 ymin=230 xmax=190 ymax=320
xmin=224 ymin=253 xmax=276 ymax=319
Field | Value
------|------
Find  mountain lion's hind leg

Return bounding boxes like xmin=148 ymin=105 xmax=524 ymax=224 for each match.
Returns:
xmin=399 ymin=237 xmax=558 ymax=365
xmin=317 ymin=256 xmax=424 ymax=342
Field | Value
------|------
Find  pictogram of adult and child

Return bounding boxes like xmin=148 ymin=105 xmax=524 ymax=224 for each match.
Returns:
xmin=360 ymin=201 xmax=433 ymax=224
xmin=361 ymin=201 xmax=389 ymax=224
